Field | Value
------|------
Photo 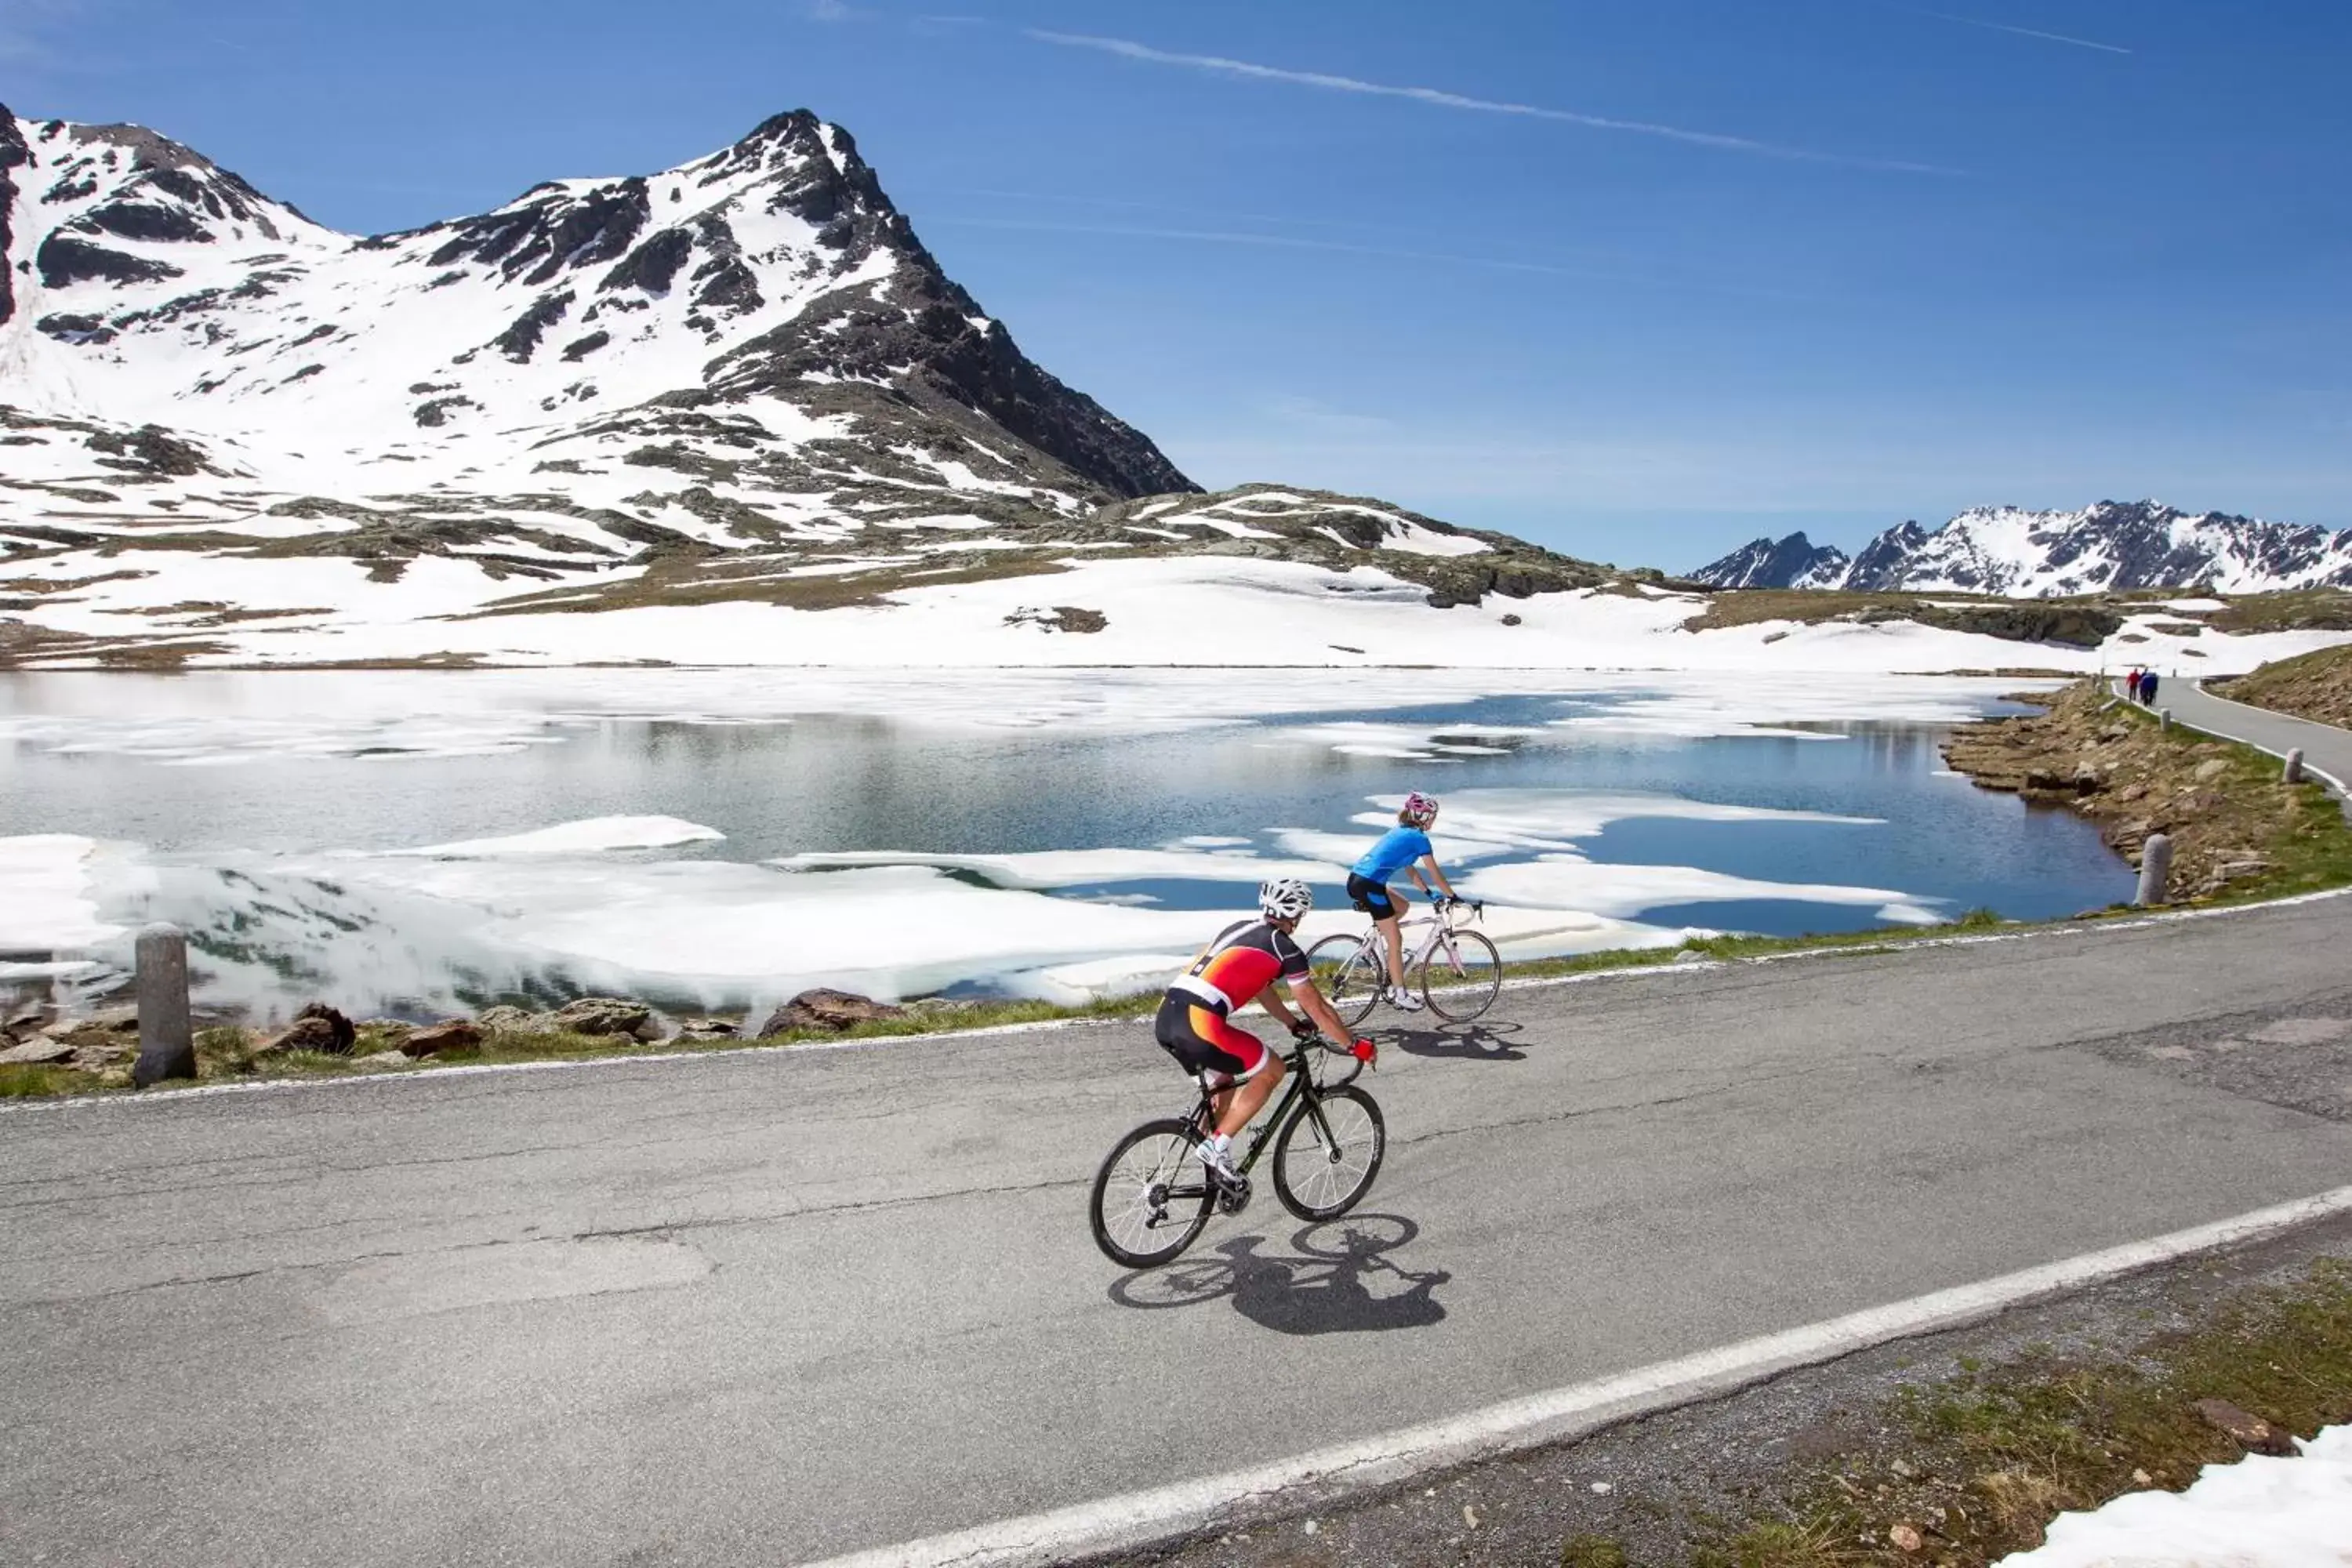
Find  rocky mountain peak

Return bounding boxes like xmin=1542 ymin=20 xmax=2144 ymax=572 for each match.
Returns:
xmin=1689 ymin=503 xmax=2352 ymax=596
xmin=1690 ymin=531 xmax=1849 ymax=590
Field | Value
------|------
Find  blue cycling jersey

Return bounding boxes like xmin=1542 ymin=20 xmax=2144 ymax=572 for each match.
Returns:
xmin=1352 ymin=826 xmax=1432 ymax=884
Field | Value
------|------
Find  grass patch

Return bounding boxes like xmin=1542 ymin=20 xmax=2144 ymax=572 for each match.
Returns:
xmin=2203 ymin=588 xmax=2352 ymax=634
xmin=1668 ymin=1258 xmax=2352 ymax=1566
xmin=0 ymin=1062 xmax=106 ymax=1098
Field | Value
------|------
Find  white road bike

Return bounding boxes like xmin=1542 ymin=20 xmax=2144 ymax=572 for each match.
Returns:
xmin=1306 ymin=898 xmax=1501 ymax=1026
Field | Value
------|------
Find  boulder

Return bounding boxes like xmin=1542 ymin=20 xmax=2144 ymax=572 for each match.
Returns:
xmin=475 ymin=1004 xmax=536 ymax=1032
xmin=2193 ymin=1398 xmax=2295 ymax=1456
xmin=757 ymin=989 xmax=907 ymax=1037
xmin=261 ymin=1003 xmax=357 ymax=1056
xmin=298 ymin=1001 xmax=356 ymax=1053
xmin=400 ymin=1020 xmax=483 ymax=1058
xmin=0 ymin=1035 xmax=78 ymax=1066
xmin=674 ymin=1017 xmax=739 ymax=1040
xmin=544 ymin=996 xmax=659 ymax=1040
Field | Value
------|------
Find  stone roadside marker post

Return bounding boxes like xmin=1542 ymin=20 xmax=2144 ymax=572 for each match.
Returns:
xmin=2285 ymin=748 xmax=2305 ymax=785
xmin=2135 ymin=833 xmax=2173 ymax=909
xmin=132 ymin=923 xmax=195 ymax=1087
xmin=2160 ymin=707 xmax=2172 ymax=731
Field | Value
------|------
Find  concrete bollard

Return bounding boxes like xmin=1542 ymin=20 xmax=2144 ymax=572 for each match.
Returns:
xmin=2285 ymin=748 xmax=2305 ymax=785
xmin=132 ymin=923 xmax=195 ymax=1087
xmin=2135 ymin=833 xmax=2173 ymax=908
xmin=2160 ymin=707 xmax=2172 ymax=731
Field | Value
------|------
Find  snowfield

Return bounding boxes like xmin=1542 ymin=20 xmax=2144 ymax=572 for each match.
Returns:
xmin=1995 ymin=1423 xmax=2352 ymax=1567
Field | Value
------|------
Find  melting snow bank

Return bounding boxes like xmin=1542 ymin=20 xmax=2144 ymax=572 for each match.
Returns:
xmin=0 ymin=835 xmax=125 ymax=952
xmin=9 ymin=550 xmax=2351 ymax=673
xmin=0 ymin=840 xmax=1699 ymax=1021
xmin=1995 ymin=1423 xmax=2352 ymax=1566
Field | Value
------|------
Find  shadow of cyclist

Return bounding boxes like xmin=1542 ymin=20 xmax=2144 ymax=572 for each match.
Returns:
xmin=1382 ymin=1018 xmax=1528 ymax=1062
xmin=1106 ymin=1213 xmax=1449 ymax=1335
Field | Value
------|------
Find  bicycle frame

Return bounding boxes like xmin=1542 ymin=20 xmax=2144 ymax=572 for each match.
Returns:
xmin=1338 ymin=899 xmax=1483 ymax=976
xmin=1182 ymin=1042 xmax=1350 ymax=1185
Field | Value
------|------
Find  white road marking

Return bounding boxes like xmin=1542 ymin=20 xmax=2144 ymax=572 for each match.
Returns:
xmin=798 ymin=1185 xmax=2352 ymax=1568
xmin=8 ymin=885 xmax=2345 ymax=1116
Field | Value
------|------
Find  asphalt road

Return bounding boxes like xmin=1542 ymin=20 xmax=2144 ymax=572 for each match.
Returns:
xmin=7 ymin=898 xmax=2352 ymax=1566
xmin=2180 ymin=677 xmax=2352 ymax=805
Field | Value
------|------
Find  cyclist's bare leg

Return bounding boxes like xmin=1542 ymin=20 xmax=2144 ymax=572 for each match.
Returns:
xmin=1375 ymin=907 xmax=1410 ymax=989
xmin=1210 ymin=1054 xmax=1285 ymax=1141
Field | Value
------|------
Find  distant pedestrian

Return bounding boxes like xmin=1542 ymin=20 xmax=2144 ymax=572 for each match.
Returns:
xmin=2140 ymin=670 xmax=2160 ymax=705
xmin=2125 ymin=666 xmax=2144 ymax=703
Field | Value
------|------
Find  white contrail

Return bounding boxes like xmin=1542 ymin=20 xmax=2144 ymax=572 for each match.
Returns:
xmin=1904 ymin=6 xmax=2132 ymax=53
xmin=1027 ymin=30 xmax=1958 ymax=175
xmin=924 ymin=215 xmax=1820 ymax=303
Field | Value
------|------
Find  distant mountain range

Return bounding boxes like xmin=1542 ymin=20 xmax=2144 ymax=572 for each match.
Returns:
xmin=1692 ymin=501 xmax=2352 ymax=596
xmin=0 ymin=103 xmax=1608 ymax=665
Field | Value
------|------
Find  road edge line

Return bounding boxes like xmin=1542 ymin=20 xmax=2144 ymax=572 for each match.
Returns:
xmin=9 ymin=885 xmax=2347 ymax=1116
xmin=797 ymin=1185 xmax=2352 ymax=1568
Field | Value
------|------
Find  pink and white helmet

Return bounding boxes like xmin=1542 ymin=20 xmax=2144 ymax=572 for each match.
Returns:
xmin=1402 ymin=791 xmax=1439 ymax=825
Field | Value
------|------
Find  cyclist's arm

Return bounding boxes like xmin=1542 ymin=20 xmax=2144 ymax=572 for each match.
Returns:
xmin=1255 ymin=983 xmax=1301 ymax=1030
xmin=1283 ymin=975 xmax=1356 ymax=1051
xmin=1418 ymin=852 xmax=1458 ymax=901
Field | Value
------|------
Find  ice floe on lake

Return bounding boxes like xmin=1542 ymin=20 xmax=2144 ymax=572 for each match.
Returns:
xmin=390 ymin=817 xmax=726 ymax=858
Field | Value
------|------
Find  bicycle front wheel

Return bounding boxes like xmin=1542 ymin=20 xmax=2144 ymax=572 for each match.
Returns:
xmin=1306 ymin=933 xmax=1381 ymax=1027
xmin=1090 ymin=1118 xmax=1215 ymax=1269
xmin=1271 ymin=1086 xmax=1385 ymax=1221
xmin=1421 ymin=929 xmax=1502 ymax=1023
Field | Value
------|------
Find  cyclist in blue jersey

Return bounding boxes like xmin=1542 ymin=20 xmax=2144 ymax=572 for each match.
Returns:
xmin=1345 ymin=791 xmax=1461 ymax=1012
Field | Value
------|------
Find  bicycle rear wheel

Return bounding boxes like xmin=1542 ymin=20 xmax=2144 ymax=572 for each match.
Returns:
xmin=1271 ymin=1086 xmax=1385 ymax=1221
xmin=1305 ymin=933 xmax=1381 ymax=1027
xmin=1090 ymin=1118 xmax=1216 ymax=1269
xmin=1421 ymin=929 xmax=1502 ymax=1023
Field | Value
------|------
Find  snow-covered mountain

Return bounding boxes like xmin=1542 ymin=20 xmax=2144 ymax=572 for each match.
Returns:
xmin=1688 ymin=532 xmax=1849 ymax=590
xmin=0 ymin=103 xmax=1644 ymax=666
xmin=1 ymin=105 xmax=1186 ymax=500
xmin=1692 ymin=502 xmax=2352 ymax=596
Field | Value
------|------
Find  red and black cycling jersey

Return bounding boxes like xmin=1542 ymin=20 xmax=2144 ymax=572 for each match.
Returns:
xmin=1167 ymin=919 xmax=1310 ymax=1014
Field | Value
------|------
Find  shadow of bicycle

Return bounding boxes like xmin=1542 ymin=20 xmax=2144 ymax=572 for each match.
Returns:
xmin=1107 ymin=1213 xmax=1450 ymax=1335
xmin=1381 ymin=1018 xmax=1529 ymax=1062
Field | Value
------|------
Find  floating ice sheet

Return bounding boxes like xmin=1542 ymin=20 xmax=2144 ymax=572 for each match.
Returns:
xmin=390 ymin=817 xmax=725 ymax=858
xmin=775 ymin=845 xmax=1336 ymax=888
xmin=1460 ymin=855 xmax=1943 ymax=924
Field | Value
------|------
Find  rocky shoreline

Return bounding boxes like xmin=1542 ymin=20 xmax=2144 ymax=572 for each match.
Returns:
xmin=0 ymin=985 xmax=967 ymax=1089
xmin=1938 ymin=679 xmax=2310 ymax=902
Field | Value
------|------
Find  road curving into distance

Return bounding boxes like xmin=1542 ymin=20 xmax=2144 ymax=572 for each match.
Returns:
xmin=7 ymin=895 xmax=2352 ymax=1566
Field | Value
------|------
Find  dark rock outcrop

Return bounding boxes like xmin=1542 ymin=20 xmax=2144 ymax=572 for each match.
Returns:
xmin=264 ymin=1002 xmax=356 ymax=1055
xmin=758 ymin=989 xmax=907 ymax=1036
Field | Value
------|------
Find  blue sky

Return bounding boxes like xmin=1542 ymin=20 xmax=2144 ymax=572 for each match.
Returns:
xmin=8 ymin=0 xmax=2349 ymax=569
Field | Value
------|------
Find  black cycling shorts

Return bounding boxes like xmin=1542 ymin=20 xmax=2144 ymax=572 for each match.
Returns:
xmin=1346 ymin=872 xmax=1399 ymax=921
xmin=1154 ymin=993 xmax=1270 ymax=1083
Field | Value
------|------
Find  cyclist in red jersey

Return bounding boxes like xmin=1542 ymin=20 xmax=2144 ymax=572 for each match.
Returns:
xmin=1157 ymin=877 xmax=1374 ymax=1185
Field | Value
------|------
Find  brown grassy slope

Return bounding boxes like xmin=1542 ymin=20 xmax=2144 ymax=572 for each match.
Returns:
xmin=2215 ymin=643 xmax=2352 ymax=730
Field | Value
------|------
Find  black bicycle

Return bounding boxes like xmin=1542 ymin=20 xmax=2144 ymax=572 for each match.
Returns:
xmin=1088 ymin=1036 xmax=1386 ymax=1269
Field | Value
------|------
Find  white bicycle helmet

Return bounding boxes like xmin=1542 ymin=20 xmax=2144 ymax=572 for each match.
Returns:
xmin=1258 ymin=877 xmax=1314 ymax=921
xmin=1402 ymin=791 xmax=1439 ymax=826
